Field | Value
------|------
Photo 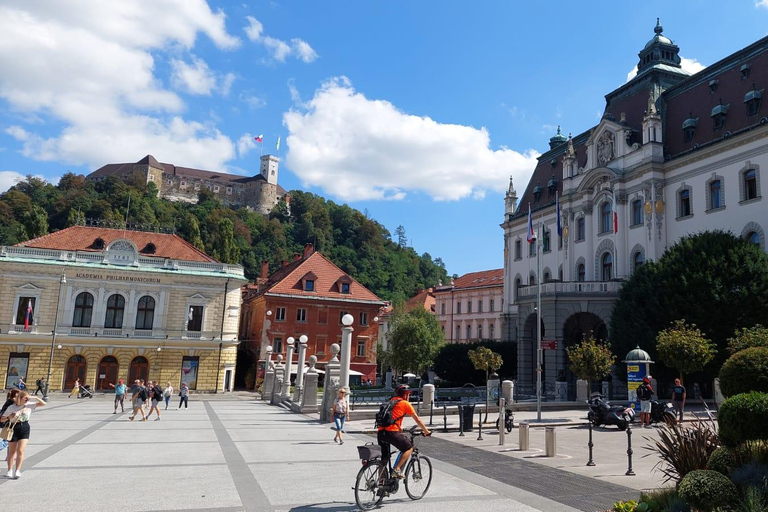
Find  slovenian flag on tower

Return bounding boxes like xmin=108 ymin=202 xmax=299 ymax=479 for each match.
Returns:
xmin=24 ymin=299 xmax=32 ymax=331
xmin=254 ymin=134 xmax=263 ymax=143
xmin=556 ymin=192 xmax=562 ymax=237
xmin=613 ymin=193 xmax=619 ymax=234
xmin=527 ymin=203 xmax=535 ymax=243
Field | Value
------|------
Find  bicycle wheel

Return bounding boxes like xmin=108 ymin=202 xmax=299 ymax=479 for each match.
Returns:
xmin=354 ymin=460 xmax=386 ymax=511
xmin=404 ymin=455 xmax=432 ymax=500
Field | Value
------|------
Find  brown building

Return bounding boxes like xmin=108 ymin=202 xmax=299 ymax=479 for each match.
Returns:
xmin=87 ymin=154 xmax=287 ymax=214
xmin=239 ymin=245 xmax=385 ymax=382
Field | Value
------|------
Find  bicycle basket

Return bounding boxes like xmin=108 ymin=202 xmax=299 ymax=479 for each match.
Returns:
xmin=357 ymin=443 xmax=382 ymax=460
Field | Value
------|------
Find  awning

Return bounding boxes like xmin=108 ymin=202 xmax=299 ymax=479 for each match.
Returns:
xmin=290 ymin=366 xmax=326 ymax=375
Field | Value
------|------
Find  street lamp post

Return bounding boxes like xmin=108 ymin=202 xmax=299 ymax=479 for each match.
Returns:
xmin=43 ymin=273 xmax=66 ymax=400
xmin=293 ymin=335 xmax=308 ymax=401
xmin=339 ymin=314 xmax=354 ymax=392
xmin=281 ymin=337 xmax=295 ymax=399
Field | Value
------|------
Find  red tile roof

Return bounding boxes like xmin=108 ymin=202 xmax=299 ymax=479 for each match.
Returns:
xmin=17 ymin=226 xmax=217 ymax=263
xmin=405 ymin=288 xmax=435 ymax=312
xmin=451 ymin=269 xmax=504 ymax=289
xmin=260 ymin=251 xmax=383 ymax=303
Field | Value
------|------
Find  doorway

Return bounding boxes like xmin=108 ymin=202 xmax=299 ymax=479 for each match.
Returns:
xmin=64 ymin=355 xmax=87 ymax=390
xmin=128 ymin=356 xmax=149 ymax=383
xmin=97 ymin=356 xmax=119 ymax=390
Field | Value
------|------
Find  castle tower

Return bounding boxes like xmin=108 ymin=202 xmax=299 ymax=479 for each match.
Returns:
xmin=260 ymin=155 xmax=279 ymax=185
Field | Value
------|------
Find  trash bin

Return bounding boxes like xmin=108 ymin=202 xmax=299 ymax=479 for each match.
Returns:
xmin=459 ymin=404 xmax=476 ymax=431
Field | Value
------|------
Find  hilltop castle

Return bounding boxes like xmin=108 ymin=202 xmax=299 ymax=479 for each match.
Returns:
xmin=87 ymin=154 xmax=287 ymax=214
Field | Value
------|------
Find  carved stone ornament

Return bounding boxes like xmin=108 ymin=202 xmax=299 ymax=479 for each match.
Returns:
xmin=583 ymin=200 xmax=593 ymax=214
xmin=597 ymin=131 xmax=615 ymax=165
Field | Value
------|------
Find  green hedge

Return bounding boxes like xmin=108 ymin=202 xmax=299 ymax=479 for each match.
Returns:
xmin=719 ymin=347 xmax=768 ymax=397
xmin=678 ymin=470 xmax=738 ymax=511
xmin=718 ymin=392 xmax=768 ymax=447
xmin=706 ymin=446 xmax=736 ymax=476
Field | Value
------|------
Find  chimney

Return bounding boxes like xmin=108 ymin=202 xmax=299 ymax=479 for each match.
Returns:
xmin=260 ymin=261 xmax=269 ymax=279
xmin=303 ymin=243 xmax=314 ymax=258
xmin=293 ymin=253 xmax=302 ymax=261
xmin=282 ymin=260 xmax=289 ymax=267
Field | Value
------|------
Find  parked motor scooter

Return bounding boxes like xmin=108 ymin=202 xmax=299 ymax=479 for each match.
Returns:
xmin=649 ymin=399 xmax=677 ymax=425
xmin=587 ymin=392 xmax=635 ymax=431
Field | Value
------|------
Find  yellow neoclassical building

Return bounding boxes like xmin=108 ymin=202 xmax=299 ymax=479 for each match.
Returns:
xmin=0 ymin=226 xmax=247 ymax=393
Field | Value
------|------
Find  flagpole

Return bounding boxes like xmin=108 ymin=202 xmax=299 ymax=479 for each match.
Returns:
xmin=536 ymin=218 xmax=542 ymax=422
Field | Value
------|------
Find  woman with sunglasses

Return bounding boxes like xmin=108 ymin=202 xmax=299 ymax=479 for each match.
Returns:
xmin=1 ymin=391 xmax=46 ymax=479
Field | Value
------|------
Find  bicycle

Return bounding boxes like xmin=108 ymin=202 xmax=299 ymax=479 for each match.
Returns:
xmin=354 ymin=426 xmax=433 ymax=510
xmin=494 ymin=406 xmax=514 ymax=433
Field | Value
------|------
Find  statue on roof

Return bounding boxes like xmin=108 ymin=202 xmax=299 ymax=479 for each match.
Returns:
xmin=597 ymin=131 xmax=615 ymax=166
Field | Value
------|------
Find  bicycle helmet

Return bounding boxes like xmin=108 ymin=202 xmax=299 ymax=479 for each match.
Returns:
xmin=395 ymin=384 xmax=411 ymax=397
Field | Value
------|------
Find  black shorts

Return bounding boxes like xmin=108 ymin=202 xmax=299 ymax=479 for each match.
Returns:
xmin=377 ymin=430 xmax=412 ymax=461
xmin=11 ymin=421 xmax=30 ymax=442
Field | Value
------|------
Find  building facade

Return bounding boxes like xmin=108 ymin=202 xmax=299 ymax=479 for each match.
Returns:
xmin=434 ymin=270 xmax=504 ymax=344
xmin=502 ymin=22 xmax=768 ymax=398
xmin=87 ymin=154 xmax=287 ymax=214
xmin=239 ymin=245 xmax=385 ymax=382
xmin=0 ymin=226 xmax=246 ymax=392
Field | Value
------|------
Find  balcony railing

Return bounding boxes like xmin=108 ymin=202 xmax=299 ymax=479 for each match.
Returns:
xmin=10 ymin=324 xmax=37 ymax=334
xmin=4 ymin=323 xmax=234 ymax=341
xmin=517 ymin=280 xmax=623 ymax=299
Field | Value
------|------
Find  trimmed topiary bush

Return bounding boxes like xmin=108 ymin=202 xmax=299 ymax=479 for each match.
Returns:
xmin=678 ymin=470 xmax=738 ymax=511
xmin=719 ymin=392 xmax=768 ymax=447
xmin=719 ymin=347 xmax=768 ymax=397
xmin=707 ymin=446 xmax=736 ymax=476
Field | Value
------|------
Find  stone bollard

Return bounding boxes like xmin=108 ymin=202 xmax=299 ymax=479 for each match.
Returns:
xmin=498 ymin=398 xmax=506 ymax=446
xmin=262 ymin=365 xmax=275 ymax=401
xmin=300 ymin=355 xmax=319 ymax=413
xmin=320 ymin=344 xmax=341 ymax=423
xmin=270 ymin=355 xmax=284 ymax=405
xmin=545 ymin=427 xmax=556 ymax=457
xmin=421 ymin=384 xmax=434 ymax=415
xmin=576 ymin=379 xmax=589 ymax=402
xmin=519 ymin=422 xmax=529 ymax=451
xmin=502 ymin=380 xmax=514 ymax=405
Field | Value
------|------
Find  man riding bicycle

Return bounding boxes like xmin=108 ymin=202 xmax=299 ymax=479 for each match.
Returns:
xmin=377 ymin=385 xmax=431 ymax=479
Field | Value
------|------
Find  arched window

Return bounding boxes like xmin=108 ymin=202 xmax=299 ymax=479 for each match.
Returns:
xmin=135 ymin=296 xmax=155 ymax=330
xmin=633 ymin=251 xmax=645 ymax=270
xmin=466 ymin=324 xmax=471 ymax=340
xmin=477 ymin=324 xmax=483 ymax=339
xmin=543 ymin=271 xmax=551 ymax=283
xmin=600 ymin=202 xmax=612 ymax=233
xmin=577 ymin=264 xmax=585 ymax=282
xmin=514 ymin=277 xmax=522 ymax=301
xmin=73 ymin=292 xmax=94 ymax=328
xmin=529 ymin=274 xmax=536 ymax=286
xmin=747 ymin=231 xmax=760 ymax=246
xmin=601 ymin=252 xmax=613 ymax=281
xmin=514 ymin=240 xmax=522 ymax=260
xmin=542 ymin=229 xmax=551 ymax=252
xmin=489 ymin=323 xmax=495 ymax=340
xmin=105 ymin=294 xmax=125 ymax=329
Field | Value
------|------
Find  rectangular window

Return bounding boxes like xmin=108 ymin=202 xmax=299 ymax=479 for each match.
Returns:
xmin=489 ymin=323 xmax=495 ymax=339
xmin=275 ymin=307 xmax=286 ymax=321
xmin=632 ymin=200 xmax=643 ymax=226
xmin=356 ymin=339 xmax=366 ymax=357
xmin=577 ymin=217 xmax=585 ymax=241
xmin=181 ymin=356 xmax=199 ymax=390
xmin=296 ymin=308 xmax=307 ymax=322
xmin=477 ymin=299 xmax=482 ymax=313
xmin=214 ymin=186 xmax=220 ymax=192
xmin=456 ymin=302 xmax=461 ymax=314
xmin=15 ymin=297 xmax=36 ymax=326
xmin=456 ymin=325 xmax=461 ymax=340
xmin=515 ymin=240 xmax=522 ymax=260
xmin=339 ymin=310 xmax=349 ymax=324
xmin=467 ymin=300 xmax=472 ymax=313
xmin=477 ymin=324 xmax=483 ymax=339
xmin=273 ymin=337 xmax=283 ymax=353
xmin=441 ymin=303 xmax=446 ymax=315
xmin=226 ymin=187 xmax=232 ymax=195
xmin=317 ymin=309 xmax=328 ymax=324
xmin=5 ymin=353 xmax=29 ymax=389
xmin=315 ymin=336 xmax=327 ymax=354
xmin=710 ymin=180 xmax=722 ymax=209
xmin=745 ymin=170 xmax=758 ymax=200
xmin=466 ymin=325 xmax=471 ymax=339
xmin=680 ymin=189 xmax=691 ymax=217
xmin=529 ymin=241 xmax=536 ymax=256
xmin=187 ymin=306 xmax=203 ymax=332
xmin=359 ymin=312 xmax=368 ymax=326
xmin=304 ymin=280 xmax=315 ymax=291
xmin=489 ymin=299 xmax=495 ymax=312
xmin=341 ymin=282 xmax=350 ymax=294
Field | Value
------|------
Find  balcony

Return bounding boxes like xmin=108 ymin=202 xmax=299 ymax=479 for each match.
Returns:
xmin=10 ymin=324 xmax=37 ymax=334
xmin=517 ymin=280 xmax=623 ymax=300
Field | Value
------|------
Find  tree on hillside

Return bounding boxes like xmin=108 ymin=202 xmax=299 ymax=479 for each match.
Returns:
xmin=566 ymin=336 xmax=615 ymax=387
xmin=385 ymin=307 xmax=444 ymax=376
xmin=610 ymin=231 xmax=768 ymax=384
xmin=395 ymin=225 xmax=407 ymax=247
xmin=656 ymin=320 xmax=716 ymax=382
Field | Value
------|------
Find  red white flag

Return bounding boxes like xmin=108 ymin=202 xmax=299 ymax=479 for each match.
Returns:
xmin=254 ymin=134 xmax=263 ymax=143
xmin=613 ymin=193 xmax=619 ymax=234
xmin=24 ymin=299 xmax=32 ymax=331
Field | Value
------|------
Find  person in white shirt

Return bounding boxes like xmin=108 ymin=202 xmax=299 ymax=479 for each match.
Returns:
xmin=163 ymin=382 xmax=174 ymax=410
xmin=331 ymin=388 xmax=350 ymax=445
xmin=1 ymin=391 xmax=46 ymax=479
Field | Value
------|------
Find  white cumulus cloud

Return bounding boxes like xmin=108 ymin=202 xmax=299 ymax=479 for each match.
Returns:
xmin=0 ymin=2 xmax=240 ymax=171
xmin=283 ymin=78 xmax=539 ymax=202
xmin=626 ymin=56 xmax=706 ymax=82
xmin=0 ymin=171 xmax=27 ymax=193
xmin=237 ymin=133 xmax=258 ymax=158
xmin=757 ymin=0 xmax=768 ymax=8
xmin=244 ymin=16 xmax=317 ymax=63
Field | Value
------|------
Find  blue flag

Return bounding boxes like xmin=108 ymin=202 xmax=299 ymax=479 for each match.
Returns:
xmin=527 ymin=204 xmax=534 ymax=243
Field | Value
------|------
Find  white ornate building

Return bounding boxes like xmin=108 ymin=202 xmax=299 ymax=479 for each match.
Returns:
xmin=501 ymin=21 xmax=768 ymax=398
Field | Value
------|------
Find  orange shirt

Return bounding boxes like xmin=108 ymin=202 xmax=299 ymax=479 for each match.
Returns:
xmin=379 ymin=398 xmax=415 ymax=432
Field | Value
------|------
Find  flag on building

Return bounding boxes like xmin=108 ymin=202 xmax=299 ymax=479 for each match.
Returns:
xmin=275 ymin=136 xmax=281 ymax=151
xmin=527 ymin=203 xmax=535 ymax=243
xmin=24 ymin=299 xmax=33 ymax=331
xmin=556 ymin=192 xmax=562 ymax=237
xmin=254 ymin=134 xmax=263 ymax=143
xmin=613 ymin=192 xmax=619 ymax=234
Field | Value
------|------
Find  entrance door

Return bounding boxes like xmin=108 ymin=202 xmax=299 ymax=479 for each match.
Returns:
xmin=64 ymin=355 xmax=87 ymax=390
xmin=224 ymin=369 xmax=232 ymax=392
xmin=128 ymin=356 xmax=149 ymax=383
xmin=97 ymin=356 xmax=119 ymax=390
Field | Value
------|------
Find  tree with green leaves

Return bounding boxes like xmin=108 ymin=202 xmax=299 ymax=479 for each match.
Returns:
xmin=395 ymin=225 xmax=407 ymax=247
xmin=656 ymin=320 xmax=716 ymax=382
xmin=610 ymin=231 xmax=768 ymax=384
xmin=385 ymin=307 xmax=444 ymax=376
xmin=467 ymin=346 xmax=503 ymax=382
xmin=566 ymin=336 xmax=615 ymax=386
xmin=727 ymin=325 xmax=768 ymax=354
xmin=24 ymin=205 xmax=49 ymax=239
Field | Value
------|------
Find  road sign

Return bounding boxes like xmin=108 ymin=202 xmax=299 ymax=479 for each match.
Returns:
xmin=541 ymin=339 xmax=557 ymax=350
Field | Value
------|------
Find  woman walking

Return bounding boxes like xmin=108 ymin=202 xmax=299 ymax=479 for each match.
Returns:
xmin=68 ymin=378 xmax=80 ymax=399
xmin=178 ymin=382 xmax=189 ymax=409
xmin=163 ymin=382 xmax=173 ymax=410
xmin=1 ymin=391 xmax=46 ymax=478
xmin=109 ymin=379 xmax=126 ymax=413
xmin=1 ymin=389 xmax=21 ymax=460
xmin=332 ymin=388 xmax=350 ymax=445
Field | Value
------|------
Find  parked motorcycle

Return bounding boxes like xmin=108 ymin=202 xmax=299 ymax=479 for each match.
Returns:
xmin=587 ymin=392 xmax=635 ymax=430
xmin=649 ymin=399 xmax=677 ymax=425
xmin=495 ymin=406 xmax=514 ymax=433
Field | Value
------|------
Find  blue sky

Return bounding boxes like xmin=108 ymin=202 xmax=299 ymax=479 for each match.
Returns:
xmin=1 ymin=1 xmax=768 ymax=276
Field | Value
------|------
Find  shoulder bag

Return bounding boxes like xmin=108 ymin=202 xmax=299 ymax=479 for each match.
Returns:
xmin=1 ymin=419 xmax=18 ymax=441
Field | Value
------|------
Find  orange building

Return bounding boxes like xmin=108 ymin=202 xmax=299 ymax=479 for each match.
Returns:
xmin=239 ymin=244 xmax=385 ymax=382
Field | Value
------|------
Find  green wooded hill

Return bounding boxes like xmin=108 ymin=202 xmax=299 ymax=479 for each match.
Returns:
xmin=0 ymin=174 xmax=449 ymax=304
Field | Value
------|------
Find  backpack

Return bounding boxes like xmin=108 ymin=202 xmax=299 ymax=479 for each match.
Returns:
xmin=375 ymin=398 xmax=404 ymax=428
xmin=637 ymin=383 xmax=651 ymax=401
xmin=138 ymin=387 xmax=148 ymax=401
xmin=153 ymin=386 xmax=163 ymax=400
